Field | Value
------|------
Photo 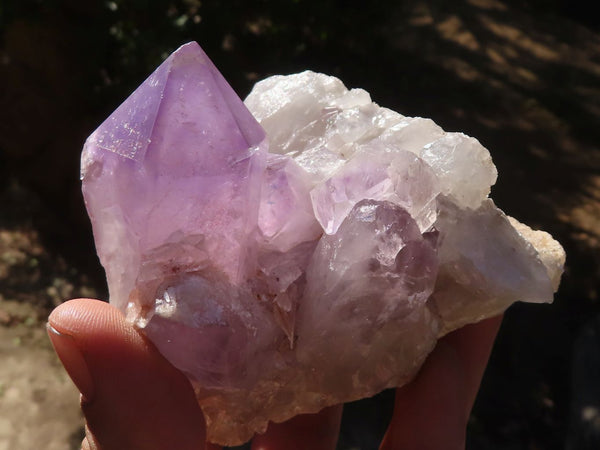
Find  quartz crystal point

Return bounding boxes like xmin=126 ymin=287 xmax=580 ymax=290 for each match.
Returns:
xmin=81 ymin=42 xmax=566 ymax=446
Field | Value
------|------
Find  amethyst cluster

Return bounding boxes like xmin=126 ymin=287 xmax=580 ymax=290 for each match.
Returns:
xmin=81 ymin=42 xmax=565 ymax=445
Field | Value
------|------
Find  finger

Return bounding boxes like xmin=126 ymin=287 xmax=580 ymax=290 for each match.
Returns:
xmin=48 ymin=298 xmax=206 ymax=450
xmin=81 ymin=438 xmax=92 ymax=450
xmin=379 ymin=315 xmax=502 ymax=450
xmin=251 ymin=405 xmax=343 ymax=450
xmin=81 ymin=423 xmax=102 ymax=450
xmin=380 ymin=340 xmax=468 ymax=450
xmin=442 ymin=315 xmax=503 ymax=414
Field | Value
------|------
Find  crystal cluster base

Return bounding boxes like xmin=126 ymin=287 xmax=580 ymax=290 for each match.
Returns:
xmin=81 ymin=42 xmax=565 ymax=446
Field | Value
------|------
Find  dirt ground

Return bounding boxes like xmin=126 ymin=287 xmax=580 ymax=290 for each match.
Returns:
xmin=0 ymin=228 xmax=92 ymax=449
xmin=1 ymin=0 xmax=599 ymax=448
xmin=0 ymin=298 xmax=82 ymax=450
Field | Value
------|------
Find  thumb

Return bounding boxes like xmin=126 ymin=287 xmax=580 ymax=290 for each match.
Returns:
xmin=48 ymin=298 xmax=206 ymax=450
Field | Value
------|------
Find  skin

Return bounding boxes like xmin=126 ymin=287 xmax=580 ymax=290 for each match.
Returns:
xmin=48 ymin=298 xmax=502 ymax=450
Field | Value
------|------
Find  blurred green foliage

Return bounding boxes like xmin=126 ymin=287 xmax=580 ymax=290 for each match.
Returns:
xmin=2 ymin=0 xmax=391 ymax=110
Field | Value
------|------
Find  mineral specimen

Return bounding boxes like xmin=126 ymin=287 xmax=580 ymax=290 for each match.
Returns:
xmin=81 ymin=42 xmax=565 ymax=446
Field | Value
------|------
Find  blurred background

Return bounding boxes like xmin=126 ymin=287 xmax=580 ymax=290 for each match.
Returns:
xmin=1 ymin=0 xmax=599 ymax=448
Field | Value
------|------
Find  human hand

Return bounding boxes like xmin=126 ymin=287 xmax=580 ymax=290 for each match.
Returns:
xmin=47 ymin=299 xmax=501 ymax=450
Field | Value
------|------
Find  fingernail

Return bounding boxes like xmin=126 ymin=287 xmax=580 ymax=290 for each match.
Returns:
xmin=47 ymin=323 xmax=95 ymax=401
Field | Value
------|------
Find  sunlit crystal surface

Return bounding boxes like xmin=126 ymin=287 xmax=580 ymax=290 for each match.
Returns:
xmin=81 ymin=42 xmax=566 ymax=446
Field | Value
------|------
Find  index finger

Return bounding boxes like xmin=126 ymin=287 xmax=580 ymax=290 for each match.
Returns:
xmin=380 ymin=315 xmax=502 ymax=450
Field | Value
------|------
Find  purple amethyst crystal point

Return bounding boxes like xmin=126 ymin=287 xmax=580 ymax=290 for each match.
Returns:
xmin=297 ymin=199 xmax=440 ymax=395
xmin=82 ymin=50 xmax=566 ymax=446
xmin=82 ymin=42 xmax=267 ymax=314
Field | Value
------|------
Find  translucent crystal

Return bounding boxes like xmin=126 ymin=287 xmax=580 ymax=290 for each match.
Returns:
xmin=81 ymin=42 xmax=566 ymax=446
